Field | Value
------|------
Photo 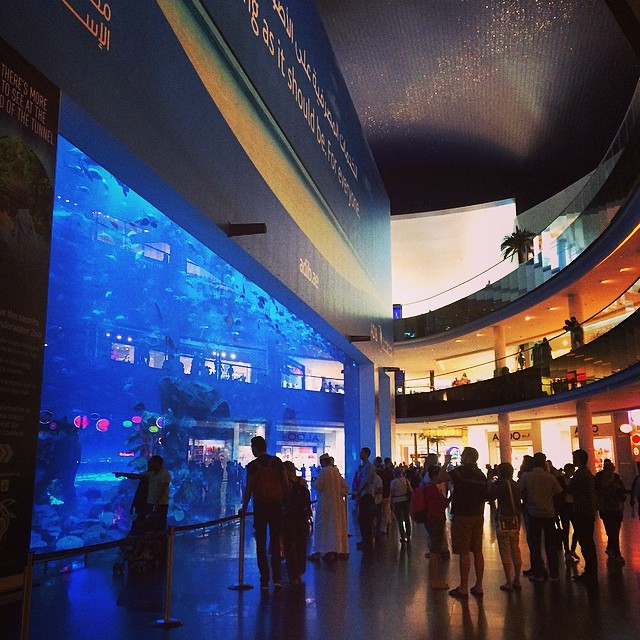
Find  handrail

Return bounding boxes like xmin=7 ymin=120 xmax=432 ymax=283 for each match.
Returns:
xmin=402 ymin=274 xmax=640 ymax=391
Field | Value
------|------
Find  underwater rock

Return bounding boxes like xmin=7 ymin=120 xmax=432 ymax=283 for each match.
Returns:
xmin=56 ymin=535 xmax=84 ymax=551
xmin=98 ymin=511 xmax=117 ymax=526
xmin=82 ymin=524 xmax=107 ymax=545
xmin=29 ymin=532 xmax=48 ymax=549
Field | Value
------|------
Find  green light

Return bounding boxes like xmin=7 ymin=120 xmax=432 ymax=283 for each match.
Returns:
xmin=123 ymin=420 xmax=133 ymax=428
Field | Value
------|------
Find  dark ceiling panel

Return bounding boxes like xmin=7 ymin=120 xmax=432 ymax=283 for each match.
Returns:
xmin=314 ymin=0 xmax=640 ymax=213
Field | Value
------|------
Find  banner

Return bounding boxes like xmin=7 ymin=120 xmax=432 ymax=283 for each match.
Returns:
xmin=0 ymin=37 xmax=59 ymax=579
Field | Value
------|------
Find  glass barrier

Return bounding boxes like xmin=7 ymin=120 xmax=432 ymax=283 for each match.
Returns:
xmin=32 ymin=136 xmax=347 ymax=554
xmin=397 ymin=276 xmax=640 ymax=418
xmin=395 ymin=78 xmax=640 ymax=339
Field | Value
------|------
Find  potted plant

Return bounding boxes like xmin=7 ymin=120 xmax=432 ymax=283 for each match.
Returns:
xmin=500 ymin=226 xmax=535 ymax=264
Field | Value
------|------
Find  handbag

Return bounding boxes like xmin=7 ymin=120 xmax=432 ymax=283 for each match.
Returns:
xmin=498 ymin=480 xmax=520 ymax=531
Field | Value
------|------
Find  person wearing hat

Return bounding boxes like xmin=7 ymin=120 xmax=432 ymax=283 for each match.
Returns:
xmin=309 ymin=453 xmax=349 ymax=561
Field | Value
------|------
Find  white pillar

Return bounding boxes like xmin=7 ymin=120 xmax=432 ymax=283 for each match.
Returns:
xmin=493 ymin=325 xmax=507 ymax=374
xmin=498 ymin=412 xmax=512 ymax=463
xmin=576 ymin=400 xmax=595 ymax=472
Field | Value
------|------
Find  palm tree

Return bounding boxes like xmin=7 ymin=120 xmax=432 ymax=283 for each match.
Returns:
xmin=500 ymin=226 xmax=535 ymax=263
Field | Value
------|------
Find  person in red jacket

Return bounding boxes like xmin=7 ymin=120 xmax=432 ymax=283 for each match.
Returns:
xmin=423 ymin=464 xmax=450 ymax=589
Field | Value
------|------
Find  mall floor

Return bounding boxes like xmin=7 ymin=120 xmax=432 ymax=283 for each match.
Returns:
xmin=4 ymin=508 xmax=640 ymax=640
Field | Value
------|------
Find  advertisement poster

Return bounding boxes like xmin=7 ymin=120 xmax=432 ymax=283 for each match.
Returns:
xmin=0 ymin=37 xmax=59 ymax=580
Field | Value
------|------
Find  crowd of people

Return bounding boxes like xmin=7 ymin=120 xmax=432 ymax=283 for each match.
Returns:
xmin=234 ymin=438 xmax=638 ymax=596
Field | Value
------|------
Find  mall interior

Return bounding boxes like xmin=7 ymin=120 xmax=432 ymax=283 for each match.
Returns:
xmin=2 ymin=2 xmax=640 ymax=639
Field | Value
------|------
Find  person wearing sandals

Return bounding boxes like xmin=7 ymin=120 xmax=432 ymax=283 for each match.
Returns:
xmin=488 ymin=462 xmax=523 ymax=592
xmin=437 ymin=447 xmax=488 ymax=599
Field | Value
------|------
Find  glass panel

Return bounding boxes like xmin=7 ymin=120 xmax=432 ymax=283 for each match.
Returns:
xmin=32 ymin=137 xmax=346 ymax=552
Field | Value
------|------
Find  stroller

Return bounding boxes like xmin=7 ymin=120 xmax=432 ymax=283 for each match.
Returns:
xmin=113 ymin=477 xmax=166 ymax=575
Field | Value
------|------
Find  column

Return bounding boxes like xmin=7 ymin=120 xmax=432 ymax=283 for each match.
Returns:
xmin=613 ymin=411 xmax=635 ymax=488
xmin=344 ymin=358 xmax=376 ymax=483
xmin=377 ymin=368 xmax=392 ymax=460
xmin=498 ymin=412 xmax=512 ymax=463
xmin=529 ymin=419 xmax=542 ymax=453
xmin=576 ymin=400 xmax=595 ymax=472
xmin=567 ymin=293 xmax=583 ymax=322
xmin=493 ymin=324 xmax=507 ymax=375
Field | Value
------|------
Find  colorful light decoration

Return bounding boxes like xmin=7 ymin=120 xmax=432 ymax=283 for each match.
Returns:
xmin=148 ymin=425 xmax=159 ymax=433
xmin=619 ymin=423 xmax=632 ymax=434
xmin=156 ymin=417 xmax=164 ymax=428
xmin=39 ymin=410 xmax=53 ymax=424
xmin=131 ymin=415 xmax=143 ymax=424
xmin=96 ymin=418 xmax=110 ymax=432
xmin=74 ymin=415 xmax=89 ymax=429
xmin=49 ymin=422 xmax=57 ymax=431
xmin=122 ymin=420 xmax=133 ymax=428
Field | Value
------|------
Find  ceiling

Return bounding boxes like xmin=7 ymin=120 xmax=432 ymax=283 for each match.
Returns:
xmin=314 ymin=0 xmax=640 ymax=215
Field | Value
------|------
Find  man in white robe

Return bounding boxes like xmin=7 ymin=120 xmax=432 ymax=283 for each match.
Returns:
xmin=309 ymin=454 xmax=349 ymax=560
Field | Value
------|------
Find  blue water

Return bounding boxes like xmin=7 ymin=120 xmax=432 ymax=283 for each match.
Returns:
xmin=31 ymin=136 xmax=346 ymax=552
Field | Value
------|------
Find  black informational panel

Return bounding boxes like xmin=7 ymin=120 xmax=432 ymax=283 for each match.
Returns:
xmin=0 ymin=36 xmax=59 ymax=579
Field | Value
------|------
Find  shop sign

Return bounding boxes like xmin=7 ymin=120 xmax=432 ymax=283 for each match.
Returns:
xmin=573 ymin=425 xmax=599 ymax=436
xmin=491 ymin=431 xmax=531 ymax=442
xmin=281 ymin=432 xmax=321 ymax=443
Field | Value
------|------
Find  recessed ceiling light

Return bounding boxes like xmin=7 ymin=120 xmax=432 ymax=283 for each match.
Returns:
xmin=525 ymin=316 xmax=533 ymax=321
xmin=620 ymin=267 xmax=633 ymax=272
xmin=454 ymin=339 xmax=463 ymax=343
xmin=476 ymin=333 xmax=483 ymax=337
xmin=548 ymin=306 xmax=559 ymax=311
xmin=600 ymin=279 xmax=613 ymax=284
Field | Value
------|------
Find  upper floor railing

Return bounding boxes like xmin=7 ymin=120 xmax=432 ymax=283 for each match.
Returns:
xmin=394 ymin=78 xmax=640 ymax=341
xmin=396 ymin=287 xmax=640 ymax=419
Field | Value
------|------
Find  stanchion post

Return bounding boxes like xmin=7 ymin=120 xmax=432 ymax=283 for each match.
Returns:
xmin=20 ymin=551 xmax=35 ymax=640
xmin=153 ymin=526 xmax=183 ymax=628
xmin=228 ymin=510 xmax=253 ymax=591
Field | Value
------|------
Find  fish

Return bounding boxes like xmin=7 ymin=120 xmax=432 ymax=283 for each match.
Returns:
xmin=115 ymin=178 xmax=130 ymax=197
xmin=84 ymin=167 xmax=103 ymax=181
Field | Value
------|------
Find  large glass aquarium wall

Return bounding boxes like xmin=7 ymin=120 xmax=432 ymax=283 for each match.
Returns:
xmin=32 ymin=137 xmax=348 ymax=552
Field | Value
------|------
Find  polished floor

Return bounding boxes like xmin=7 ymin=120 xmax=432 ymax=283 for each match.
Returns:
xmin=4 ymin=508 xmax=640 ymax=640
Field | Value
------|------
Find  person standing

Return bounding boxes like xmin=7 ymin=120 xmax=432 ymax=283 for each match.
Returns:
xmin=310 ymin=453 xmax=349 ymax=561
xmin=282 ymin=461 xmax=311 ymax=585
xmin=423 ymin=465 xmax=450 ymax=590
xmin=595 ymin=460 xmax=626 ymax=564
xmin=567 ymin=449 xmax=599 ymax=583
xmin=389 ymin=467 xmax=412 ymax=543
xmin=519 ymin=452 xmax=562 ymax=583
xmin=239 ymin=436 xmax=288 ymax=590
xmin=114 ymin=454 xmax=171 ymax=531
xmin=351 ymin=447 xmax=377 ymax=550
xmin=438 ymin=447 xmax=488 ymax=599
xmin=489 ymin=462 xmax=523 ymax=592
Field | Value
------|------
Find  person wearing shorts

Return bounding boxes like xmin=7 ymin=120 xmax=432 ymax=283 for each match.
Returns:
xmin=438 ymin=447 xmax=488 ymax=599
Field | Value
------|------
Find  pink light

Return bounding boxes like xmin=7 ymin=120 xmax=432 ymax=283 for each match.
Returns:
xmin=131 ymin=415 xmax=143 ymax=424
xmin=96 ymin=419 xmax=110 ymax=432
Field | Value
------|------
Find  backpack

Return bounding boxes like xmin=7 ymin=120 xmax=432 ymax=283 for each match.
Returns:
xmin=285 ymin=478 xmax=312 ymax=519
xmin=252 ymin=456 xmax=285 ymax=504
xmin=409 ymin=483 xmax=427 ymax=523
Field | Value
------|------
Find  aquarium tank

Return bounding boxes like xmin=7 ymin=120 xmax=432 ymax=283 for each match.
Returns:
xmin=32 ymin=136 xmax=347 ymax=552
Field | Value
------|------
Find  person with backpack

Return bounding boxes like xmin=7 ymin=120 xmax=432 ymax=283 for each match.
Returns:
xmin=282 ymin=461 xmax=312 ymax=586
xmin=239 ymin=436 xmax=288 ymax=591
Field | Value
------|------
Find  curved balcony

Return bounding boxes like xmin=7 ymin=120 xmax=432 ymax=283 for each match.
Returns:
xmin=396 ymin=286 xmax=640 ymax=419
xmin=395 ymin=78 xmax=640 ymax=342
